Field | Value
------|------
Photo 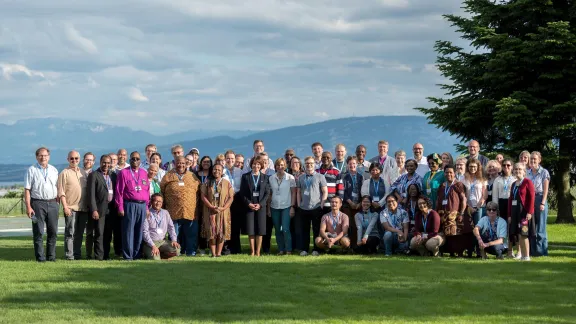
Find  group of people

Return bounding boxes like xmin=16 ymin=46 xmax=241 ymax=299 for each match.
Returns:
xmin=24 ymin=139 xmax=549 ymax=262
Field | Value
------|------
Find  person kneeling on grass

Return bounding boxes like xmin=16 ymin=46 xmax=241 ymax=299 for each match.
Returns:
xmin=473 ymin=201 xmax=508 ymax=260
xmin=354 ymin=195 xmax=380 ymax=254
xmin=380 ymin=194 xmax=409 ymax=256
xmin=314 ymin=196 xmax=350 ymax=254
xmin=410 ymin=196 xmax=444 ymax=256
xmin=142 ymin=194 xmax=181 ymax=260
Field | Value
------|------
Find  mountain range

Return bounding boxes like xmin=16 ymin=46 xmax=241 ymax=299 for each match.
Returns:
xmin=0 ymin=115 xmax=461 ymax=182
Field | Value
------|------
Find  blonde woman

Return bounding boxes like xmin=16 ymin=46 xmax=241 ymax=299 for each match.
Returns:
xmin=441 ymin=152 xmax=454 ymax=169
xmin=518 ymin=150 xmax=531 ymax=169
xmin=508 ymin=162 xmax=535 ymax=261
xmin=394 ymin=150 xmax=407 ymax=177
xmin=485 ymin=160 xmax=501 ymax=203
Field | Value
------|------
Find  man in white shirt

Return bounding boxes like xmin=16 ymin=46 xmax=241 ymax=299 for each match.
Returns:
xmin=25 ymin=147 xmax=60 ymax=262
xmin=412 ymin=143 xmax=429 ymax=177
xmin=243 ymin=140 xmax=274 ymax=173
xmin=115 ymin=149 xmax=130 ymax=171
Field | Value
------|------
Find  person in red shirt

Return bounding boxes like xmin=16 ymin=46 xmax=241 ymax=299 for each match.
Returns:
xmin=508 ymin=162 xmax=535 ymax=261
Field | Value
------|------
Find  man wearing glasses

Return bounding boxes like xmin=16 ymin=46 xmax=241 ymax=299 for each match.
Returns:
xmin=115 ymin=151 xmax=150 ymax=260
xmin=284 ymin=149 xmax=295 ymax=169
xmin=25 ymin=147 xmax=59 ymax=262
xmin=465 ymin=140 xmax=489 ymax=168
xmin=473 ymin=201 xmax=508 ymax=259
xmin=163 ymin=144 xmax=184 ymax=171
xmin=57 ymin=150 xmax=89 ymax=260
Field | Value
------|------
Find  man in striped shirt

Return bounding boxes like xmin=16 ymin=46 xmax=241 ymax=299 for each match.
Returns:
xmin=316 ymin=151 xmax=343 ymax=214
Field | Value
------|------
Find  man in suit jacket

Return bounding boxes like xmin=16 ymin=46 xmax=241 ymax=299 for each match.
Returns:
xmin=87 ymin=155 xmax=117 ymax=261
xmin=465 ymin=140 xmax=489 ymax=168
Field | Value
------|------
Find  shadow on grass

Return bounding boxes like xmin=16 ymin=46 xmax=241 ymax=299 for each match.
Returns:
xmin=1 ymin=239 xmax=576 ymax=322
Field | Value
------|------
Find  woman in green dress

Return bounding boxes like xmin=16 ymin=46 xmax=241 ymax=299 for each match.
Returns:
xmin=421 ymin=153 xmax=445 ymax=207
xmin=147 ymin=163 xmax=162 ymax=198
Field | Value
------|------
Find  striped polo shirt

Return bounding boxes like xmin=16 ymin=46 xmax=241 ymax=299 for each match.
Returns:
xmin=316 ymin=165 xmax=343 ymax=208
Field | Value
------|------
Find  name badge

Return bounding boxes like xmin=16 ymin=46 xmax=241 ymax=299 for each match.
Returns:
xmin=488 ymin=191 xmax=492 ymax=195
xmin=178 ymin=181 xmax=185 ymax=186
xmin=410 ymin=220 xmax=415 ymax=225
xmin=422 ymin=233 xmax=428 ymax=239
xmin=156 ymin=228 xmax=163 ymax=235
xmin=426 ymin=189 xmax=432 ymax=195
xmin=512 ymin=200 xmax=518 ymax=206
xmin=135 ymin=186 xmax=141 ymax=191
xmin=303 ymin=190 xmax=310 ymax=196
xmin=214 ymin=193 xmax=220 ymax=198
xmin=442 ymin=199 xmax=448 ymax=205
xmin=351 ymin=192 xmax=358 ymax=198
xmin=253 ymin=192 xmax=260 ymax=197
xmin=108 ymin=189 xmax=113 ymax=195
xmin=372 ymin=196 xmax=379 ymax=202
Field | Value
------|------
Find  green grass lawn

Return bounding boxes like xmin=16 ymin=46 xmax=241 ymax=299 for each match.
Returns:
xmin=0 ymin=222 xmax=575 ymax=323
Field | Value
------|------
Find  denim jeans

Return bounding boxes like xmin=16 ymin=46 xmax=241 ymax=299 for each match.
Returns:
xmin=271 ymin=207 xmax=292 ymax=252
xmin=530 ymin=194 xmax=548 ymax=256
xmin=174 ymin=219 xmax=198 ymax=256
xmin=383 ymin=231 xmax=408 ymax=255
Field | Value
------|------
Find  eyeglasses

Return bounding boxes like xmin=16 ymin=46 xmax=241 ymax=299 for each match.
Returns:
xmin=502 ymin=164 xmax=512 ymax=167
xmin=69 ymin=157 xmax=79 ymax=160
xmin=487 ymin=208 xmax=497 ymax=212
xmin=130 ymin=157 xmax=140 ymax=161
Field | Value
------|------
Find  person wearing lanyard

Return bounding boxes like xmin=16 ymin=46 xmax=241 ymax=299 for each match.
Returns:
xmin=341 ymin=156 xmax=364 ymax=248
xmin=485 ymin=160 xmax=501 ymax=204
xmin=473 ymin=201 xmax=508 ymax=259
xmin=391 ymin=159 xmax=423 ymax=207
xmin=508 ymin=163 xmax=535 ymax=261
xmin=492 ymin=158 xmax=515 ymax=257
xmin=115 ymin=151 xmax=151 ymax=260
xmin=454 ymin=157 xmax=467 ymax=181
xmin=311 ymin=142 xmax=324 ymax=170
xmin=26 ymin=147 xmax=59 ymax=262
xmin=436 ymin=164 xmax=474 ymax=257
xmin=57 ymin=150 xmax=89 ymax=260
xmin=160 ymin=156 xmax=201 ymax=257
xmin=527 ymin=151 xmax=550 ymax=257
xmin=405 ymin=184 xmax=422 ymax=234
xmin=87 ymin=155 xmax=117 ymax=260
xmin=380 ymin=195 xmax=410 ymax=256
xmin=195 ymin=156 xmax=213 ymax=255
xmin=295 ymin=156 xmax=328 ymax=256
xmin=410 ymin=196 xmax=444 ymax=256
xmin=147 ymin=163 xmax=161 ymax=198
xmin=394 ymin=150 xmax=406 ymax=177
xmin=355 ymin=145 xmax=371 ymax=180
xmin=201 ymin=164 xmax=235 ymax=257
xmin=368 ymin=140 xmax=398 ymax=189
xmin=240 ymin=156 xmax=270 ymax=256
xmin=354 ymin=196 xmax=380 ymax=254
xmin=223 ymin=150 xmax=244 ymax=255
xmin=142 ymin=194 xmax=180 ymax=260
xmin=421 ymin=153 xmax=445 ymax=208
xmin=360 ymin=162 xmax=387 ymax=213
xmin=234 ymin=154 xmax=245 ymax=170
xmin=316 ymin=151 xmax=343 ymax=212
xmin=463 ymin=158 xmax=488 ymax=226
xmin=315 ymin=196 xmax=351 ymax=253
xmin=332 ymin=144 xmax=347 ymax=174
xmin=269 ymin=158 xmax=297 ymax=255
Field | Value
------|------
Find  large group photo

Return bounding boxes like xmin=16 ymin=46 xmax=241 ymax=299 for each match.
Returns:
xmin=1 ymin=1 xmax=575 ymax=323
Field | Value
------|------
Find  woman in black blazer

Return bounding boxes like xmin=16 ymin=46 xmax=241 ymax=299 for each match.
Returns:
xmin=87 ymin=155 xmax=117 ymax=261
xmin=240 ymin=156 xmax=270 ymax=256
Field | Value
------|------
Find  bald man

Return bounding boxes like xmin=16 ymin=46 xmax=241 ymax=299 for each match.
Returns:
xmin=465 ymin=140 xmax=489 ymax=167
xmin=412 ymin=143 xmax=429 ymax=177
xmin=57 ymin=150 xmax=89 ymax=260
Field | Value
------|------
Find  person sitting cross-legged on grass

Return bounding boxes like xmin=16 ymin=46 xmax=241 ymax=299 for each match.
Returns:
xmin=380 ymin=194 xmax=410 ymax=256
xmin=142 ymin=194 xmax=181 ymax=260
xmin=314 ymin=196 xmax=351 ymax=254
xmin=353 ymin=195 xmax=380 ymax=254
xmin=473 ymin=201 xmax=508 ymax=260
xmin=410 ymin=196 xmax=444 ymax=256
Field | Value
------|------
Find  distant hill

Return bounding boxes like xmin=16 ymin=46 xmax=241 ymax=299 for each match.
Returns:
xmin=0 ymin=118 xmax=254 ymax=164
xmin=0 ymin=116 xmax=462 ymax=182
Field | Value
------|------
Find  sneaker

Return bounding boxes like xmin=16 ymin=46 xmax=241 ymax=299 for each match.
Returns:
xmin=300 ymin=251 xmax=308 ymax=256
xmin=277 ymin=251 xmax=285 ymax=256
xmin=311 ymin=251 xmax=320 ymax=256
xmin=521 ymin=256 xmax=531 ymax=261
xmin=514 ymin=253 xmax=522 ymax=260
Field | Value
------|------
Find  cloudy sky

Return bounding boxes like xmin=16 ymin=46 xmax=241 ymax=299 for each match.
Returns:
xmin=0 ymin=0 xmax=464 ymax=135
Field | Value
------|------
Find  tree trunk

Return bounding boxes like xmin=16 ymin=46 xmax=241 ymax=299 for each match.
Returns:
xmin=555 ymin=136 xmax=575 ymax=223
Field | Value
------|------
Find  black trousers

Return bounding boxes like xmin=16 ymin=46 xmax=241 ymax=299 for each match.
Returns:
xmin=87 ymin=212 xmax=106 ymax=260
xmin=354 ymin=236 xmax=380 ymax=254
xmin=31 ymin=199 xmax=59 ymax=261
xmin=103 ymin=204 xmax=122 ymax=259
xmin=227 ymin=194 xmax=243 ymax=254
xmin=294 ymin=207 xmax=323 ymax=253
xmin=262 ymin=215 xmax=273 ymax=253
xmin=73 ymin=211 xmax=90 ymax=259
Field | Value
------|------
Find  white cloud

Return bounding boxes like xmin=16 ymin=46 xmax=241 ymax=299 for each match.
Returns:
xmin=0 ymin=63 xmax=45 ymax=80
xmin=64 ymin=24 xmax=98 ymax=54
xmin=127 ymin=87 xmax=149 ymax=102
xmin=423 ymin=63 xmax=440 ymax=73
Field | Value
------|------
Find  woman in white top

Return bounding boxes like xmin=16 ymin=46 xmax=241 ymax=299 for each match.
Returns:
xmin=462 ymin=157 xmax=487 ymax=226
xmin=269 ymin=158 xmax=297 ymax=255
xmin=150 ymin=153 xmax=166 ymax=182
xmin=491 ymin=158 xmax=515 ymax=257
xmin=485 ymin=160 xmax=501 ymax=203
xmin=394 ymin=150 xmax=407 ymax=177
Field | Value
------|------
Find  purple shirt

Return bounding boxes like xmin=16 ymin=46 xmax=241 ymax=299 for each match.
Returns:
xmin=115 ymin=167 xmax=150 ymax=213
xmin=143 ymin=208 xmax=177 ymax=247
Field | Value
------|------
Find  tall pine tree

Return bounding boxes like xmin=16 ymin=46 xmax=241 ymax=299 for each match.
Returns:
xmin=417 ymin=0 xmax=575 ymax=223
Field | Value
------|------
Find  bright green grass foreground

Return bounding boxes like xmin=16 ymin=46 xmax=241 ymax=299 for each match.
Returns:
xmin=0 ymin=222 xmax=575 ymax=324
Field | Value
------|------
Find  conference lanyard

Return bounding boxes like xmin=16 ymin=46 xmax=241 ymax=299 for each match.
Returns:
xmin=444 ymin=180 xmax=455 ymax=197
xmin=334 ymin=160 xmax=344 ymax=173
xmin=176 ymin=172 xmax=186 ymax=182
xmin=252 ymin=173 xmax=260 ymax=189
xmin=488 ymin=219 xmax=497 ymax=240
xmin=305 ymin=175 xmax=313 ymax=190
xmin=513 ymin=179 xmax=523 ymax=199
xmin=101 ymin=172 xmax=111 ymax=190
xmin=410 ymin=200 xmax=416 ymax=217
xmin=427 ymin=171 xmax=436 ymax=189
xmin=372 ymin=179 xmax=380 ymax=195
xmin=503 ymin=176 xmax=513 ymax=192
xmin=330 ymin=212 xmax=340 ymax=230
xmin=37 ymin=163 xmax=48 ymax=181
xmin=422 ymin=213 xmax=429 ymax=232
xmin=130 ymin=168 xmax=141 ymax=185
xmin=351 ymin=174 xmax=357 ymax=191
xmin=150 ymin=210 xmax=162 ymax=228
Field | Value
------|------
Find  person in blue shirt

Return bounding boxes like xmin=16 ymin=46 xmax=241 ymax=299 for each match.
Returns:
xmin=473 ymin=201 xmax=508 ymax=259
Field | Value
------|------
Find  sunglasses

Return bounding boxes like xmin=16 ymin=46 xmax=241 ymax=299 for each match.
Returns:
xmin=487 ymin=208 xmax=497 ymax=212
xmin=69 ymin=157 xmax=80 ymax=160
xmin=130 ymin=157 xmax=141 ymax=161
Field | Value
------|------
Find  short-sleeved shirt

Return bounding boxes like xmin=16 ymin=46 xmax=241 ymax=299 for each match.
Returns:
xmin=476 ymin=216 xmax=507 ymax=242
xmin=462 ymin=178 xmax=488 ymax=207
xmin=270 ymin=172 xmax=296 ymax=209
xmin=25 ymin=164 xmax=59 ymax=200
xmin=379 ymin=208 xmax=409 ymax=231
xmin=57 ymin=167 xmax=88 ymax=211
xmin=298 ymin=172 xmax=327 ymax=210
xmin=527 ymin=167 xmax=550 ymax=194
xmin=321 ymin=211 xmax=349 ymax=235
